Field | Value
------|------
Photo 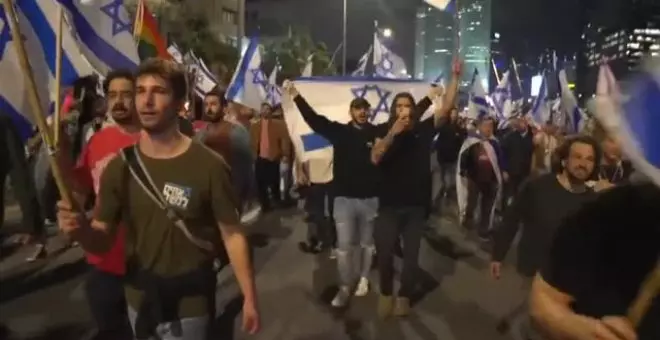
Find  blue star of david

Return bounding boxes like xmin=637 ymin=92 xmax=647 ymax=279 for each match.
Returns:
xmin=100 ymin=0 xmax=132 ymax=36
xmin=265 ymin=84 xmax=281 ymax=105
xmin=377 ymin=53 xmax=393 ymax=72
xmin=250 ymin=68 xmax=268 ymax=89
xmin=351 ymin=85 xmax=391 ymax=122
xmin=0 ymin=8 xmax=13 ymax=60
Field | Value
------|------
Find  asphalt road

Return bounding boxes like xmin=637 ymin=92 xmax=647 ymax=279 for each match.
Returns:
xmin=0 ymin=204 xmax=528 ymax=340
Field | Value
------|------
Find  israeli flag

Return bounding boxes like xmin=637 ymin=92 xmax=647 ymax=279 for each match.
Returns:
xmin=467 ymin=69 xmax=489 ymax=120
xmin=184 ymin=51 xmax=218 ymax=96
xmin=0 ymin=4 xmax=52 ymax=140
xmin=596 ymin=62 xmax=622 ymax=100
xmin=491 ymin=70 xmax=512 ymax=119
xmin=265 ymin=64 xmax=281 ymax=106
xmin=591 ymin=58 xmax=660 ymax=188
xmin=373 ymin=31 xmax=408 ymax=79
xmin=57 ymin=0 xmax=139 ymax=75
xmin=282 ymin=77 xmax=434 ymax=162
xmin=425 ymin=0 xmax=456 ymax=12
xmin=19 ymin=0 xmax=93 ymax=87
xmin=226 ymin=38 xmax=267 ymax=111
xmin=530 ymin=73 xmax=550 ymax=125
xmin=167 ymin=43 xmax=183 ymax=63
xmin=558 ymin=69 xmax=585 ymax=133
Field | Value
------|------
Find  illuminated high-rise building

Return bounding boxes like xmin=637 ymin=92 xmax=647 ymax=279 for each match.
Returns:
xmin=413 ymin=5 xmax=455 ymax=81
xmin=414 ymin=0 xmax=491 ymax=89
xmin=458 ymin=0 xmax=491 ymax=89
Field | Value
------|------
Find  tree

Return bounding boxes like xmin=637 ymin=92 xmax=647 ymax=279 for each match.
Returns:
xmin=124 ymin=0 xmax=239 ymax=87
xmin=262 ymin=27 xmax=338 ymax=82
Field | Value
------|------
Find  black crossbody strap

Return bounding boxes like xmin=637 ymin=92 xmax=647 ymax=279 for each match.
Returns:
xmin=121 ymin=146 xmax=215 ymax=252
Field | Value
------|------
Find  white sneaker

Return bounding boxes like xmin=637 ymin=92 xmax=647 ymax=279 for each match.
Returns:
xmin=329 ymin=248 xmax=338 ymax=259
xmin=331 ymin=286 xmax=351 ymax=307
xmin=354 ymin=277 xmax=369 ymax=297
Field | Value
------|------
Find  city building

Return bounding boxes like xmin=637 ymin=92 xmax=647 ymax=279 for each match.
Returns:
xmin=413 ymin=5 xmax=455 ymax=81
xmin=577 ymin=0 xmax=660 ymax=98
xmin=413 ymin=0 xmax=491 ymax=89
xmin=458 ymin=0 xmax=492 ymax=89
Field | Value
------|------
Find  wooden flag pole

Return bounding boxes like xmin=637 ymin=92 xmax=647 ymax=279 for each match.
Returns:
xmin=2 ymin=0 xmax=73 ymax=205
xmin=132 ymin=0 xmax=144 ymax=42
xmin=53 ymin=5 xmax=63 ymax=145
xmin=628 ymin=259 xmax=660 ymax=327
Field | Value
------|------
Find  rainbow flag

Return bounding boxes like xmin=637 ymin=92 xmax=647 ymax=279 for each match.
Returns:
xmin=135 ymin=3 xmax=170 ymax=60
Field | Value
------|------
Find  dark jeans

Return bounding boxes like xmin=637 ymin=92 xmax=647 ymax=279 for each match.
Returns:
xmin=85 ymin=267 xmax=130 ymax=335
xmin=374 ymin=206 xmax=425 ymax=298
xmin=464 ymin=180 xmax=497 ymax=235
xmin=502 ymin=176 xmax=526 ymax=212
xmin=0 ymin=121 xmax=43 ymax=237
xmin=304 ymin=183 xmax=335 ymax=248
xmin=255 ymin=157 xmax=281 ymax=209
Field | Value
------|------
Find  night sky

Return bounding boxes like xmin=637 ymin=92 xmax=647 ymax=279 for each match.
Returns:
xmin=248 ymin=0 xmax=585 ymax=67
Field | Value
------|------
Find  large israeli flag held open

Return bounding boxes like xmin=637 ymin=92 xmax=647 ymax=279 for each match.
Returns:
xmin=591 ymin=58 xmax=660 ymax=188
xmin=57 ymin=0 xmax=139 ymax=75
xmin=0 ymin=3 xmax=55 ymax=140
xmin=282 ymin=77 xmax=433 ymax=162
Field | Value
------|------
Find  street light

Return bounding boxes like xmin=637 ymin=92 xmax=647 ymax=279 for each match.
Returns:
xmin=383 ymin=28 xmax=393 ymax=38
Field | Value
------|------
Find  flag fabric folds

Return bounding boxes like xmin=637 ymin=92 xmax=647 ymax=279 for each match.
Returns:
xmin=135 ymin=2 xmax=169 ymax=61
xmin=373 ymin=31 xmax=407 ymax=79
xmin=281 ymin=78 xmax=433 ymax=162
xmin=591 ymin=58 xmax=660 ymax=188
xmin=467 ymin=69 xmax=489 ymax=120
xmin=57 ymin=0 xmax=139 ymax=75
xmin=226 ymin=38 xmax=266 ymax=111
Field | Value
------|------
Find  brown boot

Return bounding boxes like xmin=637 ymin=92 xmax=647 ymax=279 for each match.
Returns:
xmin=377 ymin=295 xmax=394 ymax=319
xmin=393 ymin=297 xmax=411 ymax=317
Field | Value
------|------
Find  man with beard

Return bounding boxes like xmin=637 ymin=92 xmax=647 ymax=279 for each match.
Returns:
xmin=57 ymin=59 xmax=259 ymax=339
xmin=200 ymin=90 xmax=255 ymax=211
xmin=490 ymin=136 xmax=600 ymax=340
xmin=370 ymin=60 xmax=461 ymax=317
xmin=283 ymin=80 xmax=382 ymax=307
xmin=66 ymin=69 xmax=142 ymax=340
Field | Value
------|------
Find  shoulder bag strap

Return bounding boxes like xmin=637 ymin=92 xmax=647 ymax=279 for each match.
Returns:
xmin=120 ymin=146 xmax=215 ymax=253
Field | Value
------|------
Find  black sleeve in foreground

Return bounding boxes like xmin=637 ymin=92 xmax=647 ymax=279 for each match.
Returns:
xmin=540 ymin=193 xmax=610 ymax=297
xmin=294 ymin=95 xmax=344 ymax=142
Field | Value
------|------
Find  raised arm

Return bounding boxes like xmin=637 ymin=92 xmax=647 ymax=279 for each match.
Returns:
xmin=283 ymin=80 xmax=343 ymax=142
xmin=434 ymin=59 xmax=462 ymax=128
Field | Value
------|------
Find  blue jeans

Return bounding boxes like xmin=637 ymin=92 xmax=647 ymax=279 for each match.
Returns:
xmin=127 ymin=307 xmax=209 ymax=340
xmin=333 ymin=197 xmax=378 ymax=286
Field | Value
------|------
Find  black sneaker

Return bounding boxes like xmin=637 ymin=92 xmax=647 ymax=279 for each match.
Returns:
xmin=298 ymin=241 xmax=321 ymax=254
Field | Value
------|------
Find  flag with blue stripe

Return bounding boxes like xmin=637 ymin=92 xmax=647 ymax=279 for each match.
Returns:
xmin=57 ymin=0 xmax=139 ymax=75
xmin=226 ymin=38 xmax=267 ymax=111
xmin=591 ymin=58 xmax=660 ymax=188
xmin=558 ymin=69 xmax=584 ymax=133
xmin=467 ymin=69 xmax=489 ymax=120
xmin=184 ymin=51 xmax=218 ymax=97
xmin=0 ymin=3 xmax=59 ymax=140
xmin=530 ymin=73 xmax=549 ymax=126
xmin=282 ymin=77 xmax=434 ymax=162
xmin=373 ymin=31 xmax=408 ymax=79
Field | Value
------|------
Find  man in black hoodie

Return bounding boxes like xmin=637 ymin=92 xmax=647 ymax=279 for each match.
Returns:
xmin=370 ymin=60 xmax=461 ymax=318
xmin=500 ymin=112 xmax=534 ymax=210
xmin=283 ymin=80 xmax=381 ymax=308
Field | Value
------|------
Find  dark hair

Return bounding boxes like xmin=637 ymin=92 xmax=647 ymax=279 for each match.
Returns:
xmin=388 ymin=92 xmax=416 ymax=124
xmin=204 ymin=89 xmax=227 ymax=108
xmin=135 ymin=58 xmax=187 ymax=103
xmin=552 ymin=134 xmax=602 ymax=180
xmin=102 ymin=69 xmax=135 ymax=95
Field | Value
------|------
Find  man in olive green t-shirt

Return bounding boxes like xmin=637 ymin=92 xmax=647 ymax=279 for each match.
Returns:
xmin=57 ymin=59 xmax=259 ymax=340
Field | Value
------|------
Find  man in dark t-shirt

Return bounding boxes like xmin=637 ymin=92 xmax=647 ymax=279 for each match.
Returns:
xmin=530 ymin=182 xmax=660 ymax=340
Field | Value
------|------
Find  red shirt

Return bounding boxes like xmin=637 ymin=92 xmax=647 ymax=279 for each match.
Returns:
xmin=192 ymin=120 xmax=208 ymax=132
xmin=74 ymin=126 xmax=140 ymax=275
